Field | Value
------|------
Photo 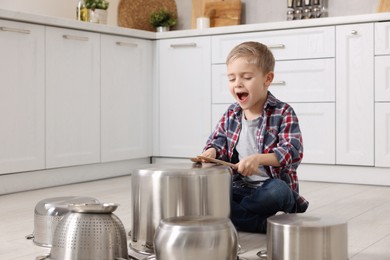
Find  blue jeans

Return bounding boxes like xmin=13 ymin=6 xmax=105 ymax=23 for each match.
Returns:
xmin=230 ymin=178 xmax=295 ymax=233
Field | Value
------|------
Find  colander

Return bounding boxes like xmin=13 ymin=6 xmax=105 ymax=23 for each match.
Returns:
xmin=27 ymin=196 xmax=99 ymax=247
xmin=37 ymin=203 xmax=128 ymax=260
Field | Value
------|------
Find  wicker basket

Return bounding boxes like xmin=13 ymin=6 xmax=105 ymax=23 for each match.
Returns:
xmin=118 ymin=0 xmax=177 ymax=31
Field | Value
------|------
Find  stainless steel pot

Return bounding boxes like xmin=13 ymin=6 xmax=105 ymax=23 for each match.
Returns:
xmin=154 ymin=216 xmax=238 ymax=260
xmin=27 ymin=196 xmax=99 ymax=247
xmin=129 ymin=163 xmax=232 ymax=254
xmin=259 ymin=213 xmax=348 ymax=260
xmin=46 ymin=203 xmax=128 ymax=260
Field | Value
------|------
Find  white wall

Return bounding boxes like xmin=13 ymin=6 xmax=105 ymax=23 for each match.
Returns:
xmin=0 ymin=0 xmax=382 ymax=30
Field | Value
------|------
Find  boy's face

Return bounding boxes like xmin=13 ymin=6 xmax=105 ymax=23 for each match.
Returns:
xmin=227 ymin=57 xmax=274 ymax=116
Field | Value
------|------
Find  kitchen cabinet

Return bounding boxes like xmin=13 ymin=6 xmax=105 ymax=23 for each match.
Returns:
xmin=0 ymin=20 xmax=45 ymax=174
xmin=45 ymin=26 xmax=101 ymax=168
xmin=157 ymin=37 xmax=211 ymax=157
xmin=211 ymin=26 xmax=335 ymax=63
xmin=211 ymin=28 xmax=336 ymax=165
xmin=375 ymin=103 xmax=390 ymax=167
xmin=374 ymin=22 xmax=390 ymax=167
xmin=336 ymin=23 xmax=374 ymax=166
xmin=101 ymin=34 xmax=153 ymax=162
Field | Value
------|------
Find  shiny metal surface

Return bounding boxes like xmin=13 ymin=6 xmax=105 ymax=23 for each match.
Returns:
xmin=266 ymin=213 xmax=348 ymax=260
xmin=129 ymin=163 xmax=232 ymax=254
xmin=154 ymin=216 xmax=238 ymax=260
xmin=31 ymin=196 xmax=99 ymax=247
xmin=68 ymin=202 xmax=119 ymax=213
xmin=49 ymin=204 xmax=128 ymax=260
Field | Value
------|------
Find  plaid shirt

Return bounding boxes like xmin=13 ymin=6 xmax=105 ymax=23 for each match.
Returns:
xmin=204 ymin=92 xmax=309 ymax=212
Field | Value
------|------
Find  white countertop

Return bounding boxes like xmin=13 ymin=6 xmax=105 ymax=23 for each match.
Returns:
xmin=1 ymin=8 xmax=390 ymax=39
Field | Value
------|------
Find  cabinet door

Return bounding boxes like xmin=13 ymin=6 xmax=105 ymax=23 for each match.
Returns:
xmin=0 ymin=20 xmax=45 ymax=174
xmin=293 ymin=103 xmax=335 ymax=164
xmin=375 ymin=103 xmax=390 ymax=167
xmin=375 ymin=56 xmax=390 ymax=102
xmin=46 ymin=27 xmax=100 ymax=168
xmin=336 ymin=24 xmax=374 ymax=166
xmin=101 ymin=35 xmax=152 ymax=162
xmin=375 ymin=22 xmax=390 ymax=55
xmin=158 ymin=37 xmax=211 ymax=157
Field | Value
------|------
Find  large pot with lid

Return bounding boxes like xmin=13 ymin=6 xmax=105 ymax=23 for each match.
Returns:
xmin=129 ymin=163 xmax=232 ymax=254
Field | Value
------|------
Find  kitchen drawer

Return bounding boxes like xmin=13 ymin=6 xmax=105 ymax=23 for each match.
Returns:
xmin=375 ymin=22 xmax=390 ymax=55
xmin=211 ymin=26 xmax=335 ymax=63
xmin=375 ymin=56 xmax=390 ymax=101
xmin=212 ymin=58 xmax=335 ymax=103
xmin=375 ymin=103 xmax=390 ymax=167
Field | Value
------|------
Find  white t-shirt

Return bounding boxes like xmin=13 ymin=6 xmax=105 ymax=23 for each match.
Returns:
xmin=235 ymin=115 xmax=269 ymax=185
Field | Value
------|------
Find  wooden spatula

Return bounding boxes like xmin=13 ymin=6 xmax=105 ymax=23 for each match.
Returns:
xmin=191 ymin=155 xmax=237 ymax=169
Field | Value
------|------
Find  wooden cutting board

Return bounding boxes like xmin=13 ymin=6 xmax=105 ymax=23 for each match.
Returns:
xmin=204 ymin=0 xmax=241 ymax=27
xmin=191 ymin=0 xmax=241 ymax=28
xmin=378 ymin=0 xmax=390 ymax=12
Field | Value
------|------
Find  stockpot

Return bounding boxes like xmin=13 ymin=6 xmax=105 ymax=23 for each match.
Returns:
xmin=258 ymin=213 xmax=348 ymax=260
xmin=154 ymin=216 xmax=238 ymax=260
xmin=129 ymin=163 xmax=232 ymax=254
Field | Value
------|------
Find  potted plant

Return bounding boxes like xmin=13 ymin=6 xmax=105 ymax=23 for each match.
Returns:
xmin=85 ymin=0 xmax=109 ymax=24
xmin=149 ymin=8 xmax=177 ymax=32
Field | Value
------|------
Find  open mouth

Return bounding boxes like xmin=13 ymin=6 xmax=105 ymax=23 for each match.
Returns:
xmin=237 ymin=92 xmax=249 ymax=101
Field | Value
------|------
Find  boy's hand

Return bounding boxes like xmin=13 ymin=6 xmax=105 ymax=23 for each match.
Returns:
xmin=235 ymin=154 xmax=260 ymax=176
xmin=200 ymin=148 xmax=217 ymax=160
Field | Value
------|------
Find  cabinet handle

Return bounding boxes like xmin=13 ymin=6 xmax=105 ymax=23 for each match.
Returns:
xmin=267 ymin=44 xmax=285 ymax=49
xmin=351 ymin=30 xmax=358 ymax=35
xmin=0 ymin=26 xmax=31 ymax=34
xmin=62 ymin=35 xmax=89 ymax=41
xmin=271 ymin=81 xmax=286 ymax=85
xmin=116 ymin=41 xmax=138 ymax=47
xmin=170 ymin=43 xmax=197 ymax=48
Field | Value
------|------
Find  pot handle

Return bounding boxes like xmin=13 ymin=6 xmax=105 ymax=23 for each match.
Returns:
xmin=257 ymin=249 xmax=268 ymax=259
xmin=25 ymin=233 xmax=34 ymax=240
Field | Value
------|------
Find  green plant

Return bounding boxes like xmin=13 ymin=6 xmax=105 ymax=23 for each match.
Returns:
xmin=85 ymin=0 xmax=109 ymax=10
xmin=149 ymin=8 xmax=176 ymax=28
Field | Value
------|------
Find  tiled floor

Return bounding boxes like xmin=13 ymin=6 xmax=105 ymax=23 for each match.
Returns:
xmin=0 ymin=175 xmax=389 ymax=259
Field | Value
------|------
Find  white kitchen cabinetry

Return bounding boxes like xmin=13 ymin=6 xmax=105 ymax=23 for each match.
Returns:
xmin=336 ymin=23 xmax=374 ymax=166
xmin=375 ymin=103 xmax=390 ymax=167
xmin=211 ymin=28 xmax=336 ymax=164
xmin=375 ymin=21 xmax=390 ymax=55
xmin=101 ymin=35 xmax=152 ymax=162
xmin=375 ymin=22 xmax=390 ymax=167
xmin=157 ymin=37 xmax=211 ymax=157
xmin=45 ymin=27 xmax=100 ymax=168
xmin=211 ymin=26 xmax=335 ymax=63
xmin=0 ymin=20 xmax=45 ymax=174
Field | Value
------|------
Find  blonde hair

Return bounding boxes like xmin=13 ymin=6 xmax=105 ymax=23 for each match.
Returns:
xmin=226 ymin=41 xmax=275 ymax=74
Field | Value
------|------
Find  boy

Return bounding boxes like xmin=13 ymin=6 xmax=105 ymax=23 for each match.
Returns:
xmin=201 ymin=41 xmax=309 ymax=233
